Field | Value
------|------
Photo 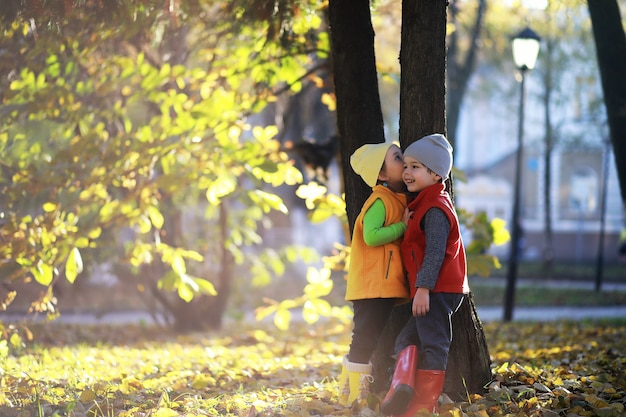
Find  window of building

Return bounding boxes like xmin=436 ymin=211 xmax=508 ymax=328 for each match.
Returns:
xmin=569 ymin=166 xmax=597 ymax=214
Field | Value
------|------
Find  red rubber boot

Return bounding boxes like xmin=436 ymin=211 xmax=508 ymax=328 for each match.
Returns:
xmin=381 ymin=345 xmax=418 ymax=415
xmin=398 ymin=370 xmax=446 ymax=416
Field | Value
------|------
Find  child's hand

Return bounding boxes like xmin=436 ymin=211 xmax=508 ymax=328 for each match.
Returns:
xmin=412 ymin=287 xmax=430 ymax=317
xmin=402 ymin=207 xmax=412 ymax=226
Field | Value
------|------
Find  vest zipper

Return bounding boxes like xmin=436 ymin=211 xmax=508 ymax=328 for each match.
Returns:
xmin=385 ymin=250 xmax=392 ymax=279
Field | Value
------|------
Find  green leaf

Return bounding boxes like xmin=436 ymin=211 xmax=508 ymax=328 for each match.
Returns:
xmin=491 ymin=217 xmax=511 ymax=246
xmin=301 ymin=302 xmax=319 ymax=324
xmin=147 ymin=206 xmax=164 ymax=229
xmin=248 ymin=190 xmax=287 ymax=214
xmin=252 ymin=125 xmax=279 ymax=143
xmin=31 ymin=261 xmax=54 ymax=285
xmin=65 ymin=247 xmax=83 ymax=283
xmin=137 ymin=215 xmax=152 ymax=234
xmin=88 ymin=227 xmax=102 ymax=239
xmin=304 ymin=280 xmax=333 ymax=298
xmin=9 ymin=333 xmax=22 ymax=349
xmin=177 ymin=282 xmax=195 ymax=303
xmin=254 ymin=304 xmax=278 ymax=321
xmin=251 ymin=266 xmax=271 ymax=287
xmin=123 ymin=118 xmax=132 ymax=134
xmin=302 ymin=299 xmax=332 ymax=324
xmin=274 ymin=308 xmax=291 ymax=331
xmin=157 ymin=273 xmax=177 ymax=292
xmin=75 ymin=237 xmax=90 ymax=248
xmin=42 ymin=202 xmax=57 ymax=212
xmin=194 ymin=277 xmax=217 ymax=296
xmin=206 ymin=174 xmax=237 ymax=205
xmin=171 ymin=254 xmax=186 ymax=276
xmin=0 ymin=341 xmax=7 ymax=359
xmin=309 ymin=207 xmax=334 ymax=223
xmin=306 ymin=267 xmax=329 ymax=284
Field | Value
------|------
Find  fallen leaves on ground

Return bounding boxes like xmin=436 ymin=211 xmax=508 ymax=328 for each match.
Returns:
xmin=0 ymin=319 xmax=624 ymax=416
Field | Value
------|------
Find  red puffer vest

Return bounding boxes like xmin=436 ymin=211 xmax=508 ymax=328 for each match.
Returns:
xmin=401 ymin=183 xmax=469 ymax=298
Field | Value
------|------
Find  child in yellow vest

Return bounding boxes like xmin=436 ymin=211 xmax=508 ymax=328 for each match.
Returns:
xmin=338 ymin=142 xmax=411 ymax=409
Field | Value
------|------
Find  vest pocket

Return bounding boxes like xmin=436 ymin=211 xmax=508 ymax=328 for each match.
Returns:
xmin=385 ymin=250 xmax=392 ymax=279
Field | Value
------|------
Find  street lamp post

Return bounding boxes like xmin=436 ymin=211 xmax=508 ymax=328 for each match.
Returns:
xmin=503 ymin=27 xmax=541 ymax=322
xmin=595 ymin=136 xmax=611 ymax=292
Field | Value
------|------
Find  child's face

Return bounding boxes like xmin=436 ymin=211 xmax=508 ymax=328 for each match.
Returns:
xmin=403 ymin=155 xmax=441 ymax=193
xmin=379 ymin=145 xmax=405 ymax=188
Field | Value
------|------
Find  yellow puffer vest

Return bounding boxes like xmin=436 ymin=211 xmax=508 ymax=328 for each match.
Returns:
xmin=345 ymin=185 xmax=409 ymax=301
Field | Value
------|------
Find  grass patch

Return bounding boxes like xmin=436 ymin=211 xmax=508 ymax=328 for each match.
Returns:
xmin=470 ymin=280 xmax=626 ymax=306
xmin=490 ymin=260 xmax=626 ymax=281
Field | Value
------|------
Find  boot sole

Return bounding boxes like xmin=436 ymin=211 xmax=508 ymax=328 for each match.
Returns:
xmin=381 ymin=384 xmax=413 ymax=415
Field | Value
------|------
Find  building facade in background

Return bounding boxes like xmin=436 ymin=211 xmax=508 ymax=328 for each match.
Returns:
xmin=454 ymin=49 xmax=624 ymax=263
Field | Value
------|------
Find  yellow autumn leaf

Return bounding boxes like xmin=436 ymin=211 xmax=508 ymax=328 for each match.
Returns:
xmin=152 ymin=408 xmax=179 ymax=417
xmin=321 ymin=92 xmax=336 ymax=111
xmin=585 ymin=394 xmax=610 ymax=408
xmin=80 ymin=389 xmax=96 ymax=402
xmin=42 ymin=202 xmax=57 ymax=212
xmin=610 ymin=403 xmax=625 ymax=413
xmin=2 ymin=309 xmax=625 ymax=417
xmin=274 ymin=308 xmax=291 ymax=331
xmin=191 ymin=373 xmax=216 ymax=389
xmin=439 ymin=407 xmax=464 ymax=417
xmin=65 ymin=247 xmax=83 ymax=283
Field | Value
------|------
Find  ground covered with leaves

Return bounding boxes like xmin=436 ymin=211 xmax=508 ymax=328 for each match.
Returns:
xmin=1 ymin=318 xmax=625 ymax=417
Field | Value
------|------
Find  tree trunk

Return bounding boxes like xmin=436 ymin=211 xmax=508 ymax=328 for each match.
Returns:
xmin=445 ymin=293 xmax=492 ymax=399
xmin=398 ymin=0 xmax=447 ymax=144
xmin=328 ymin=0 xmax=386 ymax=233
xmin=587 ymin=0 xmax=626 ymax=204
xmin=201 ymin=202 xmax=233 ymax=329
xmin=157 ymin=201 xmax=233 ymax=331
xmin=371 ymin=0 xmax=492 ymax=400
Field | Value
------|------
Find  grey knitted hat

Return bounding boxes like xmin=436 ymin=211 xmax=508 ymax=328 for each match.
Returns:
xmin=404 ymin=134 xmax=453 ymax=180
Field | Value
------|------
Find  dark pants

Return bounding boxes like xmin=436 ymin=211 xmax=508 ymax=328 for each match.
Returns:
xmin=348 ymin=298 xmax=397 ymax=364
xmin=395 ymin=293 xmax=464 ymax=370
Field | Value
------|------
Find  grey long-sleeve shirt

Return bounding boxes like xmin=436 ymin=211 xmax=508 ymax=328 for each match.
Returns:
xmin=415 ymin=207 xmax=450 ymax=290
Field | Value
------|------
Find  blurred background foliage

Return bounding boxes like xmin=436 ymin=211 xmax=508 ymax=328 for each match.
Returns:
xmin=2 ymin=0 xmax=617 ymax=334
xmin=0 ymin=0 xmax=326 ymax=330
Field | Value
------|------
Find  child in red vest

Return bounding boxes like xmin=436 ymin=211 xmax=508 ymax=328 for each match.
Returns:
xmin=382 ymin=134 xmax=469 ymax=416
xmin=338 ymin=141 xmax=411 ymax=409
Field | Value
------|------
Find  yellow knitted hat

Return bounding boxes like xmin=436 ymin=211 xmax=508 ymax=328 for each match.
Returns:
xmin=350 ymin=142 xmax=394 ymax=188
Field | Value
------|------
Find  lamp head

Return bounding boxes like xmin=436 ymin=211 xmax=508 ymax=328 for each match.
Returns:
xmin=512 ymin=27 xmax=541 ymax=72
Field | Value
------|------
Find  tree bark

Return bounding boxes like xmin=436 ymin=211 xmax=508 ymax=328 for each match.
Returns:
xmin=203 ymin=202 xmax=233 ymax=329
xmin=587 ymin=0 xmax=626 ymax=204
xmin=372 ymin=0 xmax=493 ymax=400
xmin=328 ymin=0 xmax=386 ymax=233
xmin=398 ymin=0 xmax=448 ymax=145
xmin=445 ymin=293 xmax=492 ymax=399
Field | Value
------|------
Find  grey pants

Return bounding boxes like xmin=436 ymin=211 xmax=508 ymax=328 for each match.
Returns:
xmin=395 ymin=292 xmax=464 ymax=370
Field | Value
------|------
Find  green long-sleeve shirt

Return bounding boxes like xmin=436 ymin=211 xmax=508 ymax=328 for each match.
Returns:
xmin=362 ymin=198 xmax=407 ymax=246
